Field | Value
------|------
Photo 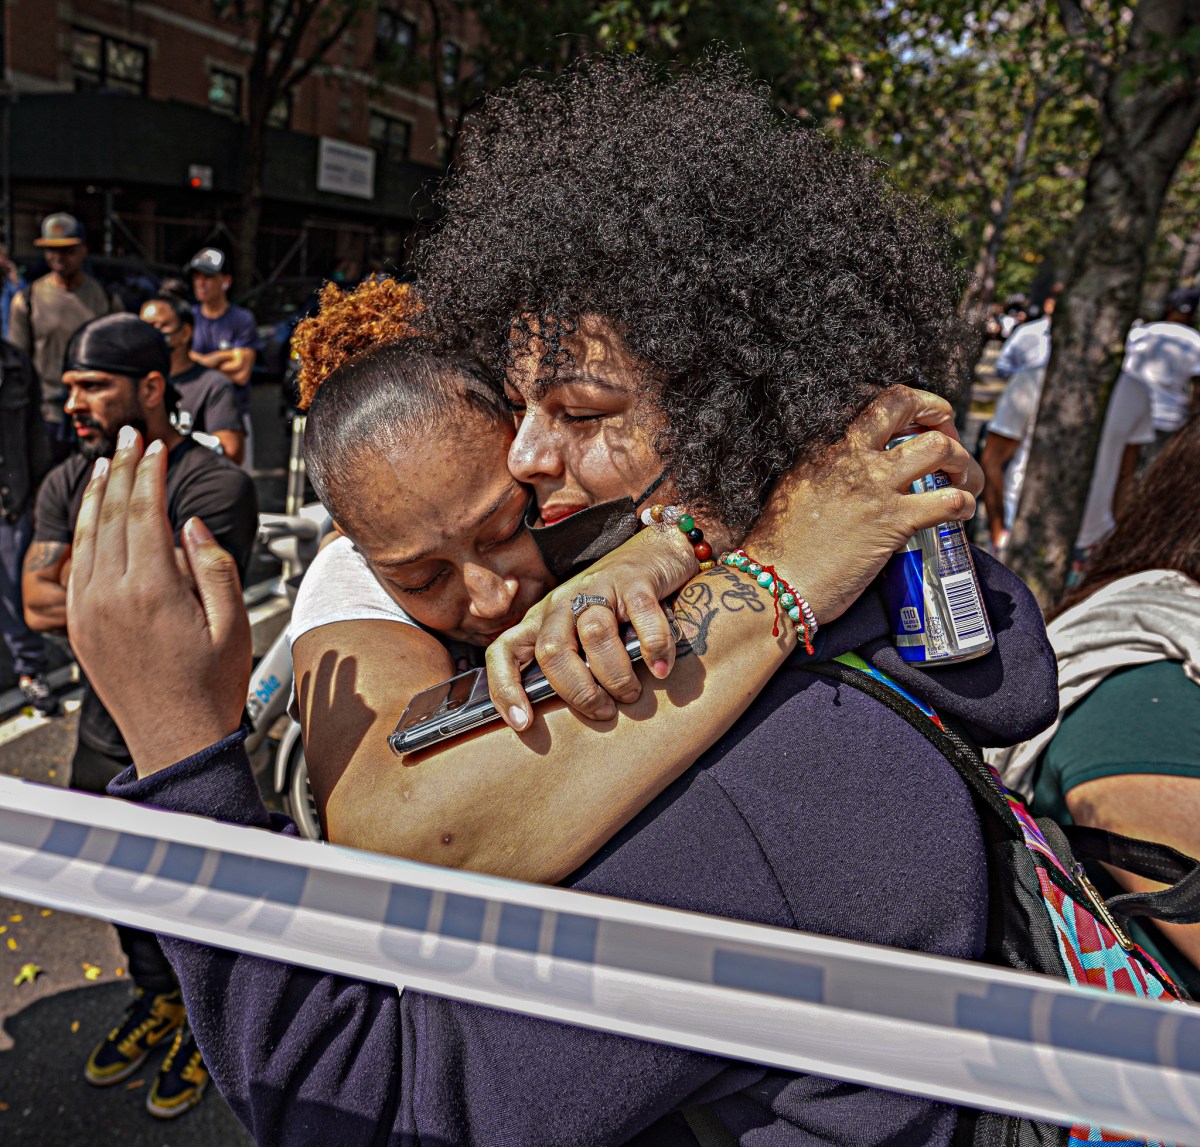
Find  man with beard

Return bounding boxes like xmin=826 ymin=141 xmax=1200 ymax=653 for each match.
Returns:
xmin=21 ymin=313 xmax=256 ymax=1121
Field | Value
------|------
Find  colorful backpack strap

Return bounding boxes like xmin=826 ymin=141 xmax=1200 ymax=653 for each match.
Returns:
xmin=811 ymin=657 xmax=1200 ymax=930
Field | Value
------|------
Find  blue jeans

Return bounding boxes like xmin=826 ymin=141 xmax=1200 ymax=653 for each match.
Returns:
xmin=0 ymin=508 xmax=46 ymax=678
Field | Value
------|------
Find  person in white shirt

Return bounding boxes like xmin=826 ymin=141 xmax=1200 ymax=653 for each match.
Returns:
xmin=980 ymin=364 xmax=1155 ymax=582
xmin=1120 ymin=287 xmax=1200 ymax=444
xmin=994 ymin=292 xmax=1057 ymax=379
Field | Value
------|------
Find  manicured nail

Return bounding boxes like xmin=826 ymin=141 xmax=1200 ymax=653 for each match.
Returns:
xmin=145 ymin=438 xmax=165 ymax=456
xmin=117 ymin=425 xmax=137 ymax=450
xmin=507 ymin=706 xmax=529 ymax=731
xmin=651 ymin=659 xmax=669 ymax=678
xmin=91 ymin=457 xmax=109 ymax=480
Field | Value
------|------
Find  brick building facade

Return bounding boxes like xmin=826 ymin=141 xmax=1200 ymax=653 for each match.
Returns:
xmin=3 ymin=0 xmax=469 ymax=283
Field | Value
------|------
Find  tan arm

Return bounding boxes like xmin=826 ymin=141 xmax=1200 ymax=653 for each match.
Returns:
xmin=296 ymin=568 xmax=794 ymax=883
xmin=980 ymin=432 xmax=1018 ymax=549
xmin=191 ymin=347 xmax=256 ymax=387
xmin=214 ymin=429 xmax=246 ymax=466
xmin=1066 ymin=774 xmax=1200 ymax=969
xmin=22 ymin=540 xmax=70 ymax=632
xmin=1112 ymin=443 xmax=1141 ymax=522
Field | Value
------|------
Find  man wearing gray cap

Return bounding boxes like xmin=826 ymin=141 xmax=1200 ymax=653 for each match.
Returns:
xmin=8 ymin=212 xmax=123 ymax=463
xmin=187 ymin=247 xmax=258 ymax=470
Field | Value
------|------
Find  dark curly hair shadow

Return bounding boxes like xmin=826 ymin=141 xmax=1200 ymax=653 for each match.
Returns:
xmin=416 ymin=52 xmax=973 ymax=536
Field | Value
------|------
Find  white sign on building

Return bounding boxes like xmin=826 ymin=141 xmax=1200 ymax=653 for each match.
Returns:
xmin=316 ymin=137 xmax=376 ymax=200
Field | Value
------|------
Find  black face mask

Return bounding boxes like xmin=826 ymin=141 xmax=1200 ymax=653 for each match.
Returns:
xmin=527 ymin=472 xmax=668 ymax=582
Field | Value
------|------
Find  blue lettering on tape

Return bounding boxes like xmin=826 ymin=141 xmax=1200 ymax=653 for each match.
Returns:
xmin=1047 ymin=996 xmax=1165 ymax=1068
xmin=955 ymin=983 xmax=1034 ymax=1043
xmin=495 ymin=903 xmax=542 ymax=953
xmin=16 ymin=819 xmax=90 ymax=880
xmin=383 ymin=884 xmax=433 ymax=931
xmin=552 ymin=914 xmax=599 ymax=964
xmin=95 ymin=834 xmax=205 ymax=906
xmin=378 ymin=887 xmax=477 ymax=974
xmin=441 ymin=893 xmax=486 ymax=942
xmin=712 ymin=950 xmax=824 ymax=1002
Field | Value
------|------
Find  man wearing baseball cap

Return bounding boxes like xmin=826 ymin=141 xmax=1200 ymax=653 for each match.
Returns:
xmin=8 ymin=213 xmax=123 ymax=462
xmin=21 ymin=313 xmax=256 ymax=1121
xmin=186 ymin=246 xmax=258 ymax=470
xmin=1120 ymin=285 xmax=1200 ymax=457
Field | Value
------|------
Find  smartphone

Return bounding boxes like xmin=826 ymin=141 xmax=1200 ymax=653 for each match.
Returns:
xmin=388 ymin=622 xmax=673 ymax=755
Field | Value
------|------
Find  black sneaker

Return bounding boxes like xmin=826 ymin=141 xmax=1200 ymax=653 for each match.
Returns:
xmin=146 ymin=1022 xmax=209 ymax=1119
xmin=18 ymin=675 xmax=60 ymax=716
xmin=83 ymin=987 xmax=185 ymax=1086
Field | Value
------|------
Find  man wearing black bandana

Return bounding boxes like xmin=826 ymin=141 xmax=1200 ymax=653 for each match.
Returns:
xmin=20 ymin=313 xmax=257 ymax=1120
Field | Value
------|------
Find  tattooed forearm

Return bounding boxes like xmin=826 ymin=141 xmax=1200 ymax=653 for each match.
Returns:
xmin=671 ymin=569 xmax=770 ymax=656
xmin=672 ymin=580 xmax=717 ymax=656
xmin=719 ymin=574 xmax=766 ymax=615
xmin=23 ymin=541 xmax=65 ymax=574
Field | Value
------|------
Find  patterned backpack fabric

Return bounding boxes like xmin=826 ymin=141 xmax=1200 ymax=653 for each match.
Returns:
xmin=804 ymin=656 xmax=1200 ymax=1147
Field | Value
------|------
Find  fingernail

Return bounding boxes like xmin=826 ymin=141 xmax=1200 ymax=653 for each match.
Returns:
xmin=145 ymin=438 xmax=164 ymax=456
xmin=117 ymin=425 xmax=137 ymax=450
xmin=651 ymin=659 xmax=669 ymax=678
xmin=507 ymin=706 xmax=529 ymax=731
xmin=597 ymin=704 xmax=616 ymax=721
xmin=91 ymin=457 xmax=109 ymax=480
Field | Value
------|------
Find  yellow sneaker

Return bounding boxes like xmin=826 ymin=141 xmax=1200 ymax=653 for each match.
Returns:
xmin=83 ymin=987 xmax=185 ymax=1086
xmin=145 ymin=1022 xmax=209 ymax=1119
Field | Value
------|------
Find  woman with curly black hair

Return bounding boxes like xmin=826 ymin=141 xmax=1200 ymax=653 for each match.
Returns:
xmin=417 ymin=53 xmax=971 ymax=539
xmin=68 ymin=56 xmax=1059 ymax=1146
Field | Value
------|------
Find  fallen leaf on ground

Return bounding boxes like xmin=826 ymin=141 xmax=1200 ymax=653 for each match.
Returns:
xmin=47 ymin=769 xmax=56 ymax=778
xmin=125 ymin=1079 xmax=144 ymax=1090
xmin=8 ymin=915 xmax=22 ymax=923
xmin=39 ymin=909 xmax=52 ymax=917
xmin=13 ymin=963 xmax=41 ymax=986
xmin=70 ymin=1020 xmax=80 ymax=1033
xmin=0 ymin=926 xmax=6 ymax=934
xmin=82 ymin=963 xmax=102 ymax=981
xmin=6 ymin=938 xmax=16 ymax=951
xmin=115 ymin=967 xmax=125 ymax=977
xmin=0 ymin=1101 xmax=8 ymax=1111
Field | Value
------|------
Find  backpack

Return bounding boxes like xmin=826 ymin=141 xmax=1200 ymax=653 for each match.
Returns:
xmin=682 ymin=655 xmax=1200 ymax=1147
xmin=809 ymin=655 xmax=1200 ymax=1147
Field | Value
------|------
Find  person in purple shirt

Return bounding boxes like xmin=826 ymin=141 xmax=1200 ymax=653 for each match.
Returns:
xmin=187 ymin=248 xmax=257 ymax=470
xmin=65 ymin=57 xmax=1059 ymax=1146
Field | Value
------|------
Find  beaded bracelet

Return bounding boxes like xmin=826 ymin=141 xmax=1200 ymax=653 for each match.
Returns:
xmin=639 ymin=503 xmax=716 ymax=570
xmin=719 ymin=549 xmax=816 ymax=653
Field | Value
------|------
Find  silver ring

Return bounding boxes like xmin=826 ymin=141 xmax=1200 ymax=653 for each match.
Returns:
xmin=570 ymin=592 xmax=612 ymax=621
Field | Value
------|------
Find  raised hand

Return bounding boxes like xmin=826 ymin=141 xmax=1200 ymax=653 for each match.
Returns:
xmin=745 ymin=386 xmax=982 ymax=626
xmin=66 ymin=426 xmax=252 ymax=776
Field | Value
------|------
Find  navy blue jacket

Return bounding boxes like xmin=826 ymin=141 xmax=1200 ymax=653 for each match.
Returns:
xmin=111 ymin=552 xmax=1058 ymax=1146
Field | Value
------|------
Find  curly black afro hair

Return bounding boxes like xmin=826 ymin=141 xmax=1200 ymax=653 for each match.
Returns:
xmin=417 ymin=53 xmax=973 ymax=536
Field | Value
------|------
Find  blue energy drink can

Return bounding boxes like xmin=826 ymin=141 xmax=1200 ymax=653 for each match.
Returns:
xmin=879 ymin=435 xmax=994 ymax=666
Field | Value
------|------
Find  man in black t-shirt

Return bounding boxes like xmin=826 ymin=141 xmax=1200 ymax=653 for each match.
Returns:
xmin=140 ymin=294 xmax=245 ymax=465
xmin=22 ymin=314 xmax=256 ymax=1121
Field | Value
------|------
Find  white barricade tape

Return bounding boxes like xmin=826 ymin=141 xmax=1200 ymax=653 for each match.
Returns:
xmin=1 ymin=774 xmax=1199 ymax=1144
